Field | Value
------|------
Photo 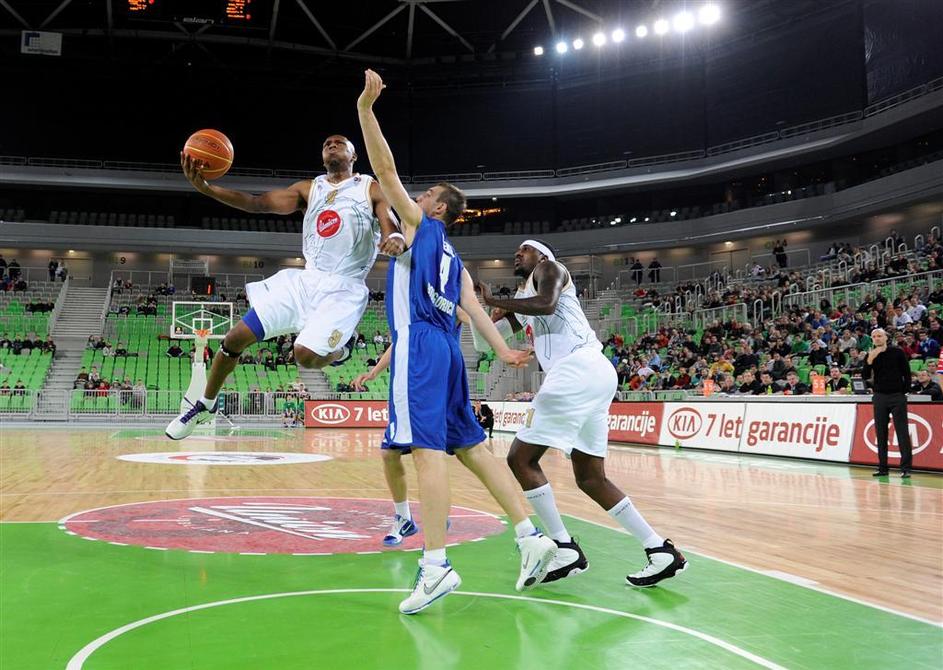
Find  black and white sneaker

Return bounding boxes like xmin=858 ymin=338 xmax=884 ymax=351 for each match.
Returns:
xmin=626 ymin=539 xmax=688 ymax=588
xmin=541 ymin=538 xmax=588 ymax=584
xmin=165 ymin=398 xmax=218 ymax=440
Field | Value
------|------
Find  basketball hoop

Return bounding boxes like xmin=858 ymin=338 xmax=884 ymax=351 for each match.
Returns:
xmin=194 ymin=328 xmax=211 ymax=342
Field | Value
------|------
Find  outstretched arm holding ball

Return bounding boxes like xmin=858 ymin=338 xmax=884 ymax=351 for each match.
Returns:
xmin=180 ymin=152 xmax=309 ymax=215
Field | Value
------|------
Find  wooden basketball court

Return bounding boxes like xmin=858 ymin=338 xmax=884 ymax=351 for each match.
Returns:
xmin=1 ymin=425 xmax=941 ymax=668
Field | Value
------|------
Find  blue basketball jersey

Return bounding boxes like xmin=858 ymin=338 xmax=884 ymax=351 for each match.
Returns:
xmin=386 ymin=215 xmax=464 ymax=333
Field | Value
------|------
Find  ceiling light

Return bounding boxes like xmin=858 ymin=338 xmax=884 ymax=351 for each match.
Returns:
xmin=635 ymin=25 xmax=648 ymax=38
xmin=592 ymin=32 xmax=606 ymax=46
xmin=670 ymin=210 xmax=677 ymax=216
xmin=555 ymin=41 xmax=568 ymax=54
xmin=630 ymin=217 xmax=637 ymax=223
xmin=654 ymin=19 xmax=669 ymax=35
xmin=611 ymin=28 xmax=626 ymax=43
xmin=673 ymin=11 xmax=695 ymax=33
xmin=534 ymin=46 xmax=544 ymax=56
xmin=573 ymin=38 xmax=584 ymax=50
xmin=699 ymin=4 xmax=721 ymax=25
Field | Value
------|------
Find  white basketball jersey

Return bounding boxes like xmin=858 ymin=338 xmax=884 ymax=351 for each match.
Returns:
xmin=302 ymin=174 xmax=380 ymax=281
xmin=516 ymin=261 xmax=601 ymax=372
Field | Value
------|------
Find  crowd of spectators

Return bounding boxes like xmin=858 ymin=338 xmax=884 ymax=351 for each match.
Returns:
xmin=1 ymin=334 xmax=56 ymax=355
xmin=0 ymin=256 xmax=28 ymax=291
xmin=604 ymin=232 xmax=943 ymax=397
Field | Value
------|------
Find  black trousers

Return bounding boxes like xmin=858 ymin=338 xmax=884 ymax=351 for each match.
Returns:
xmin=872 ymin=392 xmax=913 ymax=471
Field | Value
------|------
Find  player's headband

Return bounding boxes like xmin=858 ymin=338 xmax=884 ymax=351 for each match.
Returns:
xmin=521 ymin=240 xmax=555 ymax=262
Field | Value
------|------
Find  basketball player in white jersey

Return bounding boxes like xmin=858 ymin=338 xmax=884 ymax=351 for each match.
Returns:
xmin=166 ymin=135 xmax=403 ymax=439
xmin=476 ymin=240 xmax=687 ymax=587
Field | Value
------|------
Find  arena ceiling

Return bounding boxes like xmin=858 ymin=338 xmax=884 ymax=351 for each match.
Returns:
xmin=0 ymin=0 xmax=835 ymax=80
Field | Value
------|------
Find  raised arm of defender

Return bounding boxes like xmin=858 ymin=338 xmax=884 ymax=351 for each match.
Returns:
xmin=357 ymin=69 xmax=424 ymax=240
xmin=460 ymin=270 xmax=531 ymax=368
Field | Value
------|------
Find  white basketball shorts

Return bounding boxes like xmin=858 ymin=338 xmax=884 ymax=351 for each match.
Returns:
xmin=516 ymin=347 xmax=618 ymax=457
xmin=245 ymin=267 xmax=369 ymax=355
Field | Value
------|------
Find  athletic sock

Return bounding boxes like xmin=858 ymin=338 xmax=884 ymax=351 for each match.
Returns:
xmin=199 ymin=395 xmax=216 ymax=408
xmin=423 ymin=548 xmax=448 ymax=567
xmin=607 ymin=496 xmax=663 ymax=549
xmin=514 ymin=519 xmax=537 ymax=538
xmin=524 ymin=483 xmax=571 ymax=543
xmin=394 ymin=501 xmax=411 ymax=521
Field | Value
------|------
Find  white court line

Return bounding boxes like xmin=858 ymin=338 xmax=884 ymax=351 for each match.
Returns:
xmin=565 ymin=512 xmax=943 ymax=629
xmin=64 ymin=588 xmax=786 ymax=670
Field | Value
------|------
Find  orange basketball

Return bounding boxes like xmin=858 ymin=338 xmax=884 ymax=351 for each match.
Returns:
xmin=183 ymin=129 xmax=234 ymax=180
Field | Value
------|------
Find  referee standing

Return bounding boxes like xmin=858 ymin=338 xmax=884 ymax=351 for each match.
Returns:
xmin=862 ymin=329 xmax=913 ymax=478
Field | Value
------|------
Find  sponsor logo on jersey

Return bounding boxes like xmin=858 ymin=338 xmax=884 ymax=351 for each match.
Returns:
xmin=317 ymin=210 xmax=342 ymax=238
xmin=328 ymin=329 xmax=343 ymax=348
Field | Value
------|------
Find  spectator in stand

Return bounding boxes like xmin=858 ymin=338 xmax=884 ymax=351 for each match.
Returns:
xmin=55 ymin=263 xmax=67 ymax=282
xmin=373 ymin=330 xmax=384 ymax=352
xmin=473 ymin=401 xmax=495 ymax=439
xmin=837 ymin=329 xmax=858 ymax=352
xmin=717 ymin=374 xmax=737 ymax=394
xmin=648 ymin=257 xmax=662 ymax=283
xmin=48 ymin=258 xmax=58 ymax=281
xmin=892 ymin=306 xmax=913 ymax=329
xmin=630 ymin=258 xmax=644 ymax=286
xmin=782 ymin=371 xmax=809 ymax=395
xmin=0 ymin=255 xmax=5 ymax=274
xmin=754 ymin=371 xmax=778 ymax=395
xmin=826 ymin=366 xmax=849 ymax=394
xmin=910 ymin=369 xmax=943 ymax=401
xmin=12 ymin=379 xmax=26 ymax=396
xmin=738 ymin=370 xmax=761 ymax=394
xmin=166 ymin=343 xmax=184 ymax=358
xmin=773 ymin=240 xmax=788 ymax=268
xmin=336 ymin=378 xmax=352 ymax=393
xmin=74 ymin=367 xmax=89 ymax=388
xmin=808 ymin=340 xmax=831 ymax=367
xmin=917 ymin=331 xmax=940 ymax=360
xmin=8 ymin=259 xmax=20 ymax=280
xmin=0 ymin=381 xmax=10 ymax=395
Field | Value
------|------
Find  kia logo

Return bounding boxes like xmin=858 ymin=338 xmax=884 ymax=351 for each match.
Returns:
xmin=863 ymin=415 xmax=934 ymax=456
xmin=310 ymin=403 xmax=351 ymax=425
xmin=667 ymin=408 xmax=702 ymax=440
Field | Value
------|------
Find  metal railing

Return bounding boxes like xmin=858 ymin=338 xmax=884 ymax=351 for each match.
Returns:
xmin=66 ymin=390 xmax=309 ymax=421
xmin=47 ymin=276 xmax=71 ymax=334
xmin=693 ymin=303 xmax=748 ymax=330
xmin=781 ymin=270 xmax=943 ymax=312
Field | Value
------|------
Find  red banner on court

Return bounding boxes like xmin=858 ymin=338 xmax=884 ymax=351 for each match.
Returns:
xmin=304 ymin=400 xmax=389 ymax=428
xmin=607 ymin=402 xmax=664 ymax=445
xmin=850 ymin=403 xmax=943 ymax=471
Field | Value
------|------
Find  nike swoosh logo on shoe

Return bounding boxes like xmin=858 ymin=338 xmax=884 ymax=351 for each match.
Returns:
xmin=422 ymin=569 xmax=452 ymax=596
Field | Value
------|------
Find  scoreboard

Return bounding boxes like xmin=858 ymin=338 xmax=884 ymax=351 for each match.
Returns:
xmin=126 ymin=0 xmax=269 ymax=27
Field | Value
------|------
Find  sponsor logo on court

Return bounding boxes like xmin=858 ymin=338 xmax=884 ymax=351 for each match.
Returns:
xmin=317 ymin=210 xmax=342 ymax=237
xmin=739 ymin=404 xmax=856 ymax=460
xmin=850 ymin=404 xmax=943 ymax=469
xmin=60 ymin=497 xmax=505 ymax=554
xmin=117 ymin=452 xmax=331 ymax=466
xmin=309 ymin=403 xmax=351 ymax=424
xmin=657 ymin=402 xmax=743 ymax=452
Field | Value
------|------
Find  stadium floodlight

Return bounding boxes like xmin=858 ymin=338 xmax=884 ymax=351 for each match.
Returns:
xmin=555 ymin=41 xmax=568 ymax=54
xmin=534 ymin=46 xmax=544 ymax=55
xmin=611 ymin=28 xmax=626 ymax=43
xmin=673 ymin=11 xmax=695 ymax=33
xmin=573 ymin=38 xmax=584 ymax=50
xmin=654 ymin=19 xmax=669 ymax=35
xmin=592 ymin=32 xmax=606 ymax=46
xmin=635 ymin=25 xmax=648 ymax=38
xmin=699 ymin=3 xmax=721 ymax=25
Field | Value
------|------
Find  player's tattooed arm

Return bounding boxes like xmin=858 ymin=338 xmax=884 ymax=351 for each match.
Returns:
xmin=372 ymin=182 xmax=406 ymax=257
xmin=357 ymin=69 xmax=423 ymax=240
xmin=479 ymin=261 xmax=562 ymax=317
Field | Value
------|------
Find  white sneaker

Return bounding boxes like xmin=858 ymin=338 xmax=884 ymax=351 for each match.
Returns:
xmin=165 ymin=398 xmax=218 ymax=440
xmin=383 ymin=515 xmax=419 ymax=546
xmin=399 ymin=561 xmax=461 ymax=615
xmin=626 ymin=539 xmax=688 ymax=587
xmin=515 ymin=533 xmax=557 ymax=592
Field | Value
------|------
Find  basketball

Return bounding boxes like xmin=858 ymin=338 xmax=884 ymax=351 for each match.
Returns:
xmin=182 ymin=129 xmax=234 ymax=180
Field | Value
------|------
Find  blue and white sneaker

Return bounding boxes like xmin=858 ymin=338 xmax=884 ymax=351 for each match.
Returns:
xmin=399 ymin=560 xmax=461 ymax=614
xmin=383 ymin=515 xmax=419 ymax=546
xmin=515 ymin=532 xmax=558 ymax=592
xmin=165 ymin=398 xmax=218 ymax=440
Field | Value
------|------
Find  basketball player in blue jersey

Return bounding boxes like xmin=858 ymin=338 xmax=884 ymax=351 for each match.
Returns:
xmin=166 ymin=135 xmax=405 ymax=439
xmin=358 ymin=69 xmax=558 ymax=614
xmin=352 ymin=308 xmax=470 ymax=547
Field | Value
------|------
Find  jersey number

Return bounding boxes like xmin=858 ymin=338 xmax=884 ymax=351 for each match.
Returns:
xmin=439 ymin=244 xmax=455 ymax=292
